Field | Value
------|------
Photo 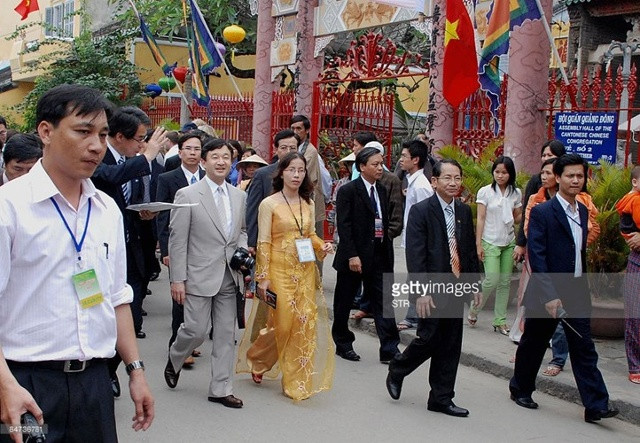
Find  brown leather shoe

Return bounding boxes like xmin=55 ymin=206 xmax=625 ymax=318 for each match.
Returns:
xmin=208 ymin=395 xmax=243 ymax=408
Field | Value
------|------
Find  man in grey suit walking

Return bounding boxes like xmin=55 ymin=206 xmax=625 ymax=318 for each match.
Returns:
xmin=164 ymin=139 xmax=247 ymax=409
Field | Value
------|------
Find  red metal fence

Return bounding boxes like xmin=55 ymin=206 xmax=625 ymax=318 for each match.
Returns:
xmin=141 ymin=94 xmax=254 ymax=143
xmin=270 ymin=90 xmax=296 ymax=156
xmin=453 ymin=65 xmax=639 ymax=163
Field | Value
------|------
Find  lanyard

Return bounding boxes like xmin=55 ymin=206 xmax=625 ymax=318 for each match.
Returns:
xmin=50 ymin=197 xmax=92 ymax=259
xmin=281 ymin=191 xmax=304 ymax=236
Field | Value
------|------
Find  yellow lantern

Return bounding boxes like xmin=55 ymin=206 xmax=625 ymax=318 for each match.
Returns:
xmin=223 ymin=24 xmax=246 ymax=63
xmin=223 ymin=24 xmax=246 ymax=44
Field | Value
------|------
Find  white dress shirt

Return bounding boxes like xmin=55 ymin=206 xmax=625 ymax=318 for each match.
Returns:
xmin=181 ymin=165 xmax=200 ymax=185
xmin=476 ymin=184 xmax=522 ymax=247
xmin=402 ymin=170 xmax=433 ymax=248
xmin=205 ymin=177 xmax=232 ymax=236
xmin=556 ymin=194 xmax=583 ymax=277
xmin=0 ymin=160 xmax=133 ymax=361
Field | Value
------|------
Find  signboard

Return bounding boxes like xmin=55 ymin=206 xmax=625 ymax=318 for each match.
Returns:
xmin=554 ymin=111 xmax=618 ymax=165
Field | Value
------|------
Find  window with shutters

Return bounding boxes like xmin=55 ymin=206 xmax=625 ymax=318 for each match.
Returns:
xmin=44 ymin=0 xmax=75 ymax=39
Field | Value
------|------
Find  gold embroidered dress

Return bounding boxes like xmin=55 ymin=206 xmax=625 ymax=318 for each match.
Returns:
xmin=237 ymin=195 xmax=334 ymax=400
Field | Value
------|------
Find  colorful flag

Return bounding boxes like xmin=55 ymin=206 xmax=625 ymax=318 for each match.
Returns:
xmin=14 ymin=0 xmax=39 ymax=20
xmin=442 ymin=0 xmax=479 ymax=108
xmin=187 ymin=25 xmax=210 ymax=106
xmin=478 ymin=0 xmax=542 ymax=116
xmin=138 ymin=14 xmax=174 ymax=76
xmin=188 ymin=0 xmax=223 ymax=75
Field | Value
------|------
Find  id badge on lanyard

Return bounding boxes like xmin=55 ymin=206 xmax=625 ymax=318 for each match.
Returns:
xmin=295 ymin=238 xmax=316 ymax=263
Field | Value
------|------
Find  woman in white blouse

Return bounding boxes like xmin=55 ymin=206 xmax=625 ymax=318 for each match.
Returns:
xmin=468 ymin=156 xmax=522 ymax=335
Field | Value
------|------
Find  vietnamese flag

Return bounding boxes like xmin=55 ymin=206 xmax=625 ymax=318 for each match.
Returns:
xmin=15 ymin=0 xmax=39 ymax=21
xmin=442 ymin=0 xmax=479 ymax=108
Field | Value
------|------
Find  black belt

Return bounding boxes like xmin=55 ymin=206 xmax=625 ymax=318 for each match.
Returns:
xmin=7 ymin=358 xmax=105 ymax=373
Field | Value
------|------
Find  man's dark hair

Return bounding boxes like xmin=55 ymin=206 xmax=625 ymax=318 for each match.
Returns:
xmin=553 ymin=153 xmax=587 ymax=178
xmin=201 ymin=138 xmax=233 ymax=159
xmin=36 ymin=84 xmax=114 ymax=127
xmin=272 ymin=152 xmax=313 ymax=203
xmin=166 ymin=131 xmax=180 ymax=144
xmin=0 ymin=116 xmax=6 ymax=127
xmin=355 ymin=146 xmax=382 ymax=172
xmin=273 ymin=129 xmax=300 ymax=148
xmin=402 ymin=139 xmax=429 ymax=169
xmin=290 ymin=115 xmax=310 ymax=130
xmin=178 ymin=132 xmax=202 ymax=150
xmin=107 ymin=106 xmax=151 ymax=138
xmin=353 ymin=131 xmax=377 ymax=147
xmin=541 ymin=139 xmax=566 ymax=157
xmin=2 ymin=133 xmax=43 ymax=164
xmin=432 ymin=159 xmax=463 ymax=178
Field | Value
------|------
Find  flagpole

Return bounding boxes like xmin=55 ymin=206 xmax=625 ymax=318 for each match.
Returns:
xmin=533 ymin=0 xmax=577 ymax=108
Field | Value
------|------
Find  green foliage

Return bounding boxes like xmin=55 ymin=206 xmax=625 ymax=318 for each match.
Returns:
xmin=587 ymin=161 xmax=631 ymax=300
xmin=14 ymin=27 xmax=144 ymax=131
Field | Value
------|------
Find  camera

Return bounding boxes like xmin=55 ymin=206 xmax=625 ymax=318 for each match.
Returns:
xmin=230 ymin=247 xmax=255 ymax=276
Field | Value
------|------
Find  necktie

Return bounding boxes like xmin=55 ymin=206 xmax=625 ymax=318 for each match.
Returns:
xmin=445 ymin=205 xmax=461 ymax=278
xmin=215 ymin=186 xmax=229 ymax=237
xmin=369 ymin=186 xmax=379 ymax=216
xmin=190 ymin=175 xmax=197 ymax=185
xmin=117 ymin=157 xmax=131 ymax=204
xmin=142 ymin=175 xmax=151 ymax=203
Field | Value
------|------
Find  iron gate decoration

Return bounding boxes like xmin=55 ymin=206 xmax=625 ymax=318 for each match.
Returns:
xmin=309 ymin=31 xmax=429 ymax=168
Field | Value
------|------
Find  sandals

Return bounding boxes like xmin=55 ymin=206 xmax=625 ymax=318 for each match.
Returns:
xmin=629 ymin=373 xmax=640 ymax=384
xmin=467 ymin=314 xmax=477 ymax=327
xmin=542 ymin=365 xmax=562 ymax=377
xmin=251 ymin=372 xmax=263 ymax=384
xmin=397 ymin=320 xmax=415 ymax=331
xmin=350 ymin=310 xmax=372 ymax=320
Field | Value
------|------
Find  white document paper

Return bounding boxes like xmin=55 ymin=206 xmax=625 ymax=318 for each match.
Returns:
xmin=126 ymin=202 xmax=199 ymax=212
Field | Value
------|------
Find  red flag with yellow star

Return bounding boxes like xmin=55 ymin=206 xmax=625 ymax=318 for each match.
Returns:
xmin=15 ymin=0 xmax=39 ymax=21
xmin=442 ymin=0 xmax=479 ymax=108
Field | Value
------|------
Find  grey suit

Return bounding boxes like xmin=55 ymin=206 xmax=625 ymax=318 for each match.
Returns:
xmin=168 ymin=178 xmax=247 ymax=397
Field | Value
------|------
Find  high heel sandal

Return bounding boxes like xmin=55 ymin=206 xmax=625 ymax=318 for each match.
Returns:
xmin=467 ymin=314 xmax=477 ymax=326
xmin=493 ymin=325 xmax=510 ymax=336
xmin=251 ymin=372 xmax=263 ymax=384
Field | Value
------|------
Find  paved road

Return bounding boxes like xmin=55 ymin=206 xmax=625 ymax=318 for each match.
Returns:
xmin=114 ymin=272 xmax=640 ymax=442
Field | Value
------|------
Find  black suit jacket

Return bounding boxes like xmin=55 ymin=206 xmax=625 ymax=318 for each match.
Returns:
xmin=333 ymin=177 xmax=394 ymax=274
xmin=155 ymin=166 xmax=206 ymax=258
xmin=246 ymin=162 xmax=278 ymax=248
xmin=405 ymin=194 xmax=480 ymax=308
xmin=525 ymin=196 xmax=590 ymax=316
xmin=91 ymin=149 xmax=151 ymax=274
xmin=164 ymin=154 xmax=181 ymax=172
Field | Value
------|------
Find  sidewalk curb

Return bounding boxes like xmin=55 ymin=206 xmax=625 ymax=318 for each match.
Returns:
xmin=340 ymin=314 xmax=639 ymax=425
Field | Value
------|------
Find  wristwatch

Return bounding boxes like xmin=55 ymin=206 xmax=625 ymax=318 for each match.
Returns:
xmin=125 ymin=360 xmax=145 ymax=375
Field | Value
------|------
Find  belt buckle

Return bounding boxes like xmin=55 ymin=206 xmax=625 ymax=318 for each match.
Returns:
xmin=63 ymin=360 xmax=86 ymax=373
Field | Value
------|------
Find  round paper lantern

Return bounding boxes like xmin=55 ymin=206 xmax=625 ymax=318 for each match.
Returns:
xmin=144 ymin=83 xmax=162 ymax=98
xmin=173 ymin=66 xmax=188 ymax=84
xmin=223 ymin=24 xmax=246 ymax=44
xmin=215 ymin=41 xmax=226 ymax=57
xmin=158 ymin=76 xmax=177 ymax=92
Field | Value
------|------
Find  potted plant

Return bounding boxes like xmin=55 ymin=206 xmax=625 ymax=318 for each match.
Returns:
xmin=587 ymin=160 xmax=631 ymax=338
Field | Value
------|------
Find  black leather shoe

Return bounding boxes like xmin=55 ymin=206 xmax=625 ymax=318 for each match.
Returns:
xmin=584 ymin=408 xmax=619 ymax=423
xmin=336 ymin=349 xmax=360 ymax=361
xmin=149 ymin=271 xmax=160 ymax=281
xmin=136 ymin=331 xmax=146 ymax=339
xmin=208 ymin=395 xmax=243 ymax=408
xmin=386 ymin=373 xmax=403 ymax=400
xmin=110 ymin=373 xmax=121 ymax=398
xmin=427 ymin=403 xmax=469 ymax=417
xmin=164 ymin=358 xmax=180 ymax=388
xmin=510 ymin=394 xmax=539 ymax=409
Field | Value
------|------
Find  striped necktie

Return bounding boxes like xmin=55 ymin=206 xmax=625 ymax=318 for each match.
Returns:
xmin=445 ymin=205 xmax=461 ymax=278
xmin=117 ymin=156 xmax=131 ymax=204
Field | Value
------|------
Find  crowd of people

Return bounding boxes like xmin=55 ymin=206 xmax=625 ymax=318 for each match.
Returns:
xmin=0 ymin=83 xmax=637 ymax=441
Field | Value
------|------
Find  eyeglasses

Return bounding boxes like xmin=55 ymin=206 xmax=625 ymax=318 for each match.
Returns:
xmin=181 ymin=146 xmax=202 ymax=152
xmin=278 ymin=145 xmax=298 ymax=151
xmin=437 ymin=176 xmax=462 ymax=184
xmin=130 ymin=135 xmax=146 ymax=143
xmin=284 ymin=168 xmax=306 ymax=175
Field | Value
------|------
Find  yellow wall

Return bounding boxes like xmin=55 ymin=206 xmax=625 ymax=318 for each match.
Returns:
xmin=0 ymin=83 xmax=34 ymax=125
